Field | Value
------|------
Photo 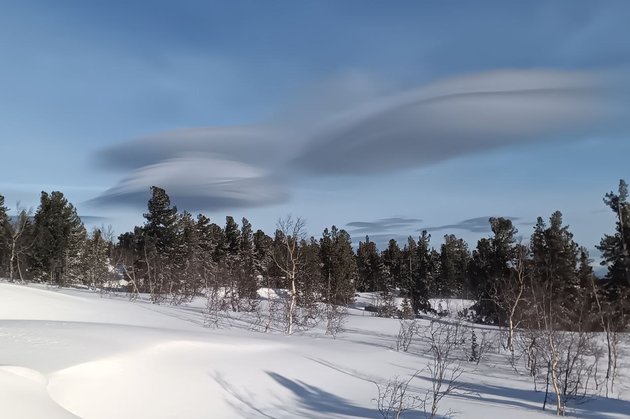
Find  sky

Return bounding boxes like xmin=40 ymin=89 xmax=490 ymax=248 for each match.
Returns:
xmin=1 ymin=0 xmax=630 ymax=252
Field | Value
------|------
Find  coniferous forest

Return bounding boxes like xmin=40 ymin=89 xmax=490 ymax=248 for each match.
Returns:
xmin=1 ymin=181 xmax=628 ymax=334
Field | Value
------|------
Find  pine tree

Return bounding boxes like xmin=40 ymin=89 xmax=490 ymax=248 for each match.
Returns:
xmin=356 ymin=236 xmax=382 ymax=292
xmin=320 ymin=227 xmax=357 ymax=306
xmin=196 ymin=214 xmax=219 ymax=286
xmin=530 ymin=211 xmax=580 ymax=328
xmin=299 ymin=237 xmax=324 ymax=318
xmin=253 ymin=229 xmax=274 ymax=286
xmin=469 ymin=217 xmax=518 ymax=323
xmin=81 ymin=227 xmax=111 ymax=289
xmin=174 ymin=211 xmax=200 ymax=301
xmin=30 ymin=191 xmax=86 ymax=285
xmin=436 ymin=234 xmax=470 ymax=298
xmin=382 ymin=239 xmax=402 ymax=291
xmin=143 ymin=186 xmax=178 ymax=254
xmin=598 ymin=179 xmax=630 ymax=293
xmin=331 ymin=227 xmax=357 ymax=305
xmin=142 ymin=186 xmax=179 ymax=301
xmin=238 ymin=217 xmax=258 ymax=304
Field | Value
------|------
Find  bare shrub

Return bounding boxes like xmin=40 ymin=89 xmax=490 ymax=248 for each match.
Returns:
xmin=374 ymin=373 xmax=422 ymax=419
xmin=204 ymin=284 xmax=229 ymax=328
xmin=422 ymin=320 xmax=465 ymax=418
xmin=325 ymin=303 xmax=347 ymax=338
xmin=396 ymin=319 xmax=418 ymax=352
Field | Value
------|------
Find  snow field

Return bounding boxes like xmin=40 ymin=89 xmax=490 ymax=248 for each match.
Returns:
xmin=0 ymin=282 xmax=628 ymax=418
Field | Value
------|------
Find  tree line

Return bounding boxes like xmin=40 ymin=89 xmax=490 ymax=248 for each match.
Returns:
xmin=0 ymin=181 xmax=628 ymax=333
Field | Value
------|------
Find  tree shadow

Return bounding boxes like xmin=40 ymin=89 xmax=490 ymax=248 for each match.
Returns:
xmin=411 ymin=374 xmax=630 ymax=419
xmin=265 ymin=371 xmax=386 ymax=418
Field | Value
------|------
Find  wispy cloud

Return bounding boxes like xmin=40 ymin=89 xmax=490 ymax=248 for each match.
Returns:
xmin=347 ymin=217 xmax=423 ymax=234
xmin=422 ymin=216 xmax=515 ymax=234
xmin=421 ymin=216 xmax=535 ymax=234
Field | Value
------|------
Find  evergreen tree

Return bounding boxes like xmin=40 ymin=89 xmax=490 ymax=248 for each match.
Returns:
xmin=81 ymin=227 xmax=111 ymax=288
xmin=416 ymin=231 xmax=436 ymax=309
xmin=382 ymin=239 xmax=402 ymax=291
xmin=299 ymin=237 xmax=324 ymax=314
xmin=222 ymin=216 xmax=242 ymax=309
xmin=401 ymin=233 xmax=432 ymax=315
xmin=356 ymin=236 xmax=382 ymax=292
xmin=529 ymin=211 xmax=580 ymax=327
xmin=596 ymin=179 xmax=630 ymax=332
xmin=436 ymin=234 xmax=470 ymax=298
xmin=142 ymin=186 xmax=179 ymax=301
xmin=174 ymin=211 xmax=201 ymax=300
xmin=238 ymin=217 xmax=258 ymax=303
xmin=331 ymin=227 xmax=357 ymax=305
xmin=30 ymin=191 xmax=86 ymax=284
xmin=195 ymin=214 xmax=219 ymax=286
xmin=253 ymin=229 xmax=274 ymax=286
xmin=320 ymin=226 xmax=357 ymax=305
xmin=597 ymin=179 xmax=630 ymax=292
xmin=468 ymin=217 xmax=518 ymax=323
xmin=143 ymin=186 xmax=178 ymax=255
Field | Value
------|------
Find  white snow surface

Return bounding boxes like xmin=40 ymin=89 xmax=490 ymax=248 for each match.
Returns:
xmin=0 ymin=282 xmax=628 ymax=418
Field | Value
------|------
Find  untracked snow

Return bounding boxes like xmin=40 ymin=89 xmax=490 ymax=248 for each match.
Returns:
xmin=0 ymin=282 xmax=628 ymax=418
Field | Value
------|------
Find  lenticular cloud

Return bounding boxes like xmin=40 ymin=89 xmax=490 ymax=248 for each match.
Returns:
xmin=92 ymin=69 xmax=626 ymax=210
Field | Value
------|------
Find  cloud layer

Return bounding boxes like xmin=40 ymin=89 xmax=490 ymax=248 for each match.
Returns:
xmin=92 ymin=69 xmax=627 ymax=211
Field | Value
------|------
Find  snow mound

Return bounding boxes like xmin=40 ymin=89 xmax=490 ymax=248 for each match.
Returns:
xmin=0 ymin=366 xmax=78 ymax=419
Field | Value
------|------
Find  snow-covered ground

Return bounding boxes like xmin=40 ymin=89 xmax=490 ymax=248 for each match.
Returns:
xmin=0 ymin=282 xmax=628 ymax=418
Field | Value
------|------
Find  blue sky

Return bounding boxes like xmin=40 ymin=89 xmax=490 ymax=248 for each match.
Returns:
xmin=1 ymin=0 xmax=629 ymax=251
